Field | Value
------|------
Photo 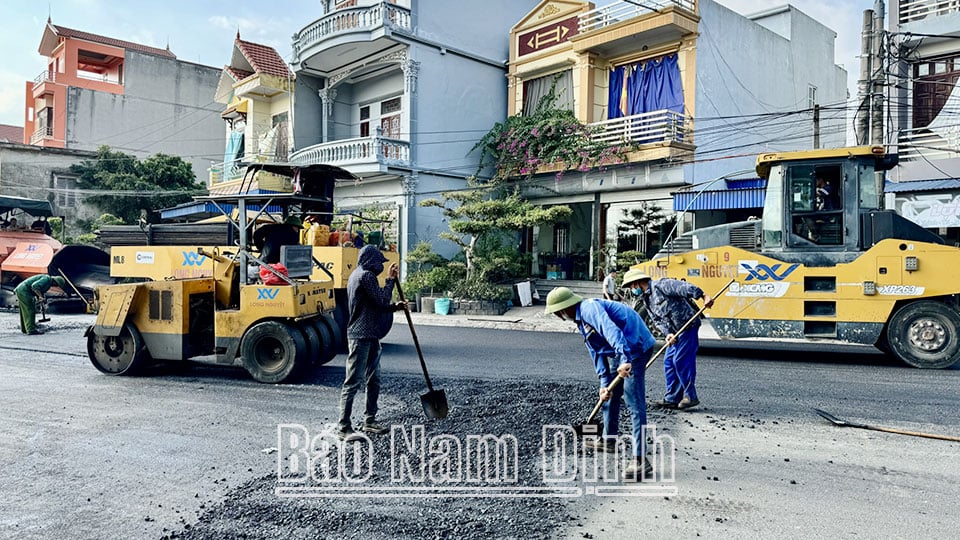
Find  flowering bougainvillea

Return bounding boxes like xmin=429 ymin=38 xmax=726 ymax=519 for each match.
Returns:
xmin=471 ymin=86 xmax=629 ymax=182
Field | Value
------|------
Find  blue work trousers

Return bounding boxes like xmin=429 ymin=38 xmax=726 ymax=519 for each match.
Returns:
xmin=601 ymin=348 xmax=651 ymax=457
xmin=663 ymin=327 xmax=699 ymax=403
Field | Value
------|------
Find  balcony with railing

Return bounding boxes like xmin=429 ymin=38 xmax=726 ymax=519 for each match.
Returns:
xmin=897 ymin=127 xmax=960 ymax=162
xmin=572 ymin=0 xmax=698 ymax=56
xmin=899 ymin=0 xmax=960 ymax=36
xmin=590 ymin=109 xmax=689 ymax=146
xmin=289 ymin=134 xmax=410 ymax=172
xmin=293 ymin=2 xmax=412 ymax=69
xmin=30 ymin=125 xmax=54 ymax=144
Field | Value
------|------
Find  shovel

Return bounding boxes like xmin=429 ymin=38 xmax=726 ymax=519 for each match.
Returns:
xmin=395 ymin=283 xmax=449 ymax=419
xmin=38 ymin=297 xmax=51 ymax=323
xmin=575 ymin=278 xmax=734 ymax=436
xmin=813 ymin=409 xmax=960 ymax=442
xmin=58 ymin=269 xmax=95 ymax=313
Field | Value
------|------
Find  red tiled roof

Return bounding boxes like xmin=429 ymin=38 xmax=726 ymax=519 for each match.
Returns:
xmin=236 ymin=38 xmax=292 ymax=79
xmin=52 ymin=24 xmax=177 ymax=58
xmin=0 ymin=124 xmax=24 ymax=143
xmin=225 ymin=66 xmax=254 ymax=81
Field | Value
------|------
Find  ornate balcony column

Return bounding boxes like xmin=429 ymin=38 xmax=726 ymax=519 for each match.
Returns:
xmin=318 ymin=87 xmax=338 ymax=143
xmin=401 ymin=58 xmax=421 ymax=94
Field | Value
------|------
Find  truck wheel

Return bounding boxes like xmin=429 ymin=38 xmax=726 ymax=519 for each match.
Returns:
xmin=240 ymin=321 xmax=307 ymax=383
xmin=87 ymin=323 xmax=150 ymax=375
xmin=887 ymin=301 xmax=960 ymax=369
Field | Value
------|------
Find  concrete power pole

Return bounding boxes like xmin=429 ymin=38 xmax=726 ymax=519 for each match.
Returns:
xmin=871 ymin=0 xmax=886 ymax=146
xmin=856 ymin=10 xmax=874 ymax=146
xmin=872 ymin=0 xmax=887 ymax=209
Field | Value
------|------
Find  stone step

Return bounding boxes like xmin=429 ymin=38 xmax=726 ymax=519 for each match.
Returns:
xmin=534 ymin=279 xmax=604 ymax=301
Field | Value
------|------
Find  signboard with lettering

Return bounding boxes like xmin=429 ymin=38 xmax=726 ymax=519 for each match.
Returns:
xmin=518 ymin=17 xmax=579 ymax=56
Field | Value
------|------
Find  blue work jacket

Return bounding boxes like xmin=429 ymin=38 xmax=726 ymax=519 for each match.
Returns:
xmin=575 ymin=299 xmax=656 ymax=387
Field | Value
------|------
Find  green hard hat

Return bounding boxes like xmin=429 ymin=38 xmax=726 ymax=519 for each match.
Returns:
xmin=544 ymin=286 xmax=583 ymax=314
xmin=622 ymin=269 xmax=651 ymax=287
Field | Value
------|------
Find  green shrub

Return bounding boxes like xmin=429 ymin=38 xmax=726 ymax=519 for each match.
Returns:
xmin=449 ymin=278 xmax=513 ymax=302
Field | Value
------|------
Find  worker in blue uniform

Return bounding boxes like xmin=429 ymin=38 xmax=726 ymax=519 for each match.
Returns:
xmin=545 ymin=286 xmax=656 ymax=481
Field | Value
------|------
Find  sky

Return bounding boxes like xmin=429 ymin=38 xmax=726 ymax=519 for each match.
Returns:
xmin=0 ymin=0 xmax=871 ymax=129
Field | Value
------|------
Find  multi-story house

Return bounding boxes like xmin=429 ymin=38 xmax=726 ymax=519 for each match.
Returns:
xmin=506 ymin=0 xmax=847 ymax=279
xmin=288 ymin=0 xmax=540 ymax=259
xmin=22 ymin=19 xmax=223 ymax=181
xmin=212 ymin=35 xmax=294 ymax=188
xmin=161 ymin=35 xmax=295 ymax=221
xmin=888 ymin=0 xmax=960 ymax=246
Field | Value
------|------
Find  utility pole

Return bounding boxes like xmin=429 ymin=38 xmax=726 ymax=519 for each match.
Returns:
xmin=871 ymin=1 xmax=885 ymax=146
xmin=855 ymin=10 xmax=874 ymax=146
xmin=872 ymin=0 xmax=887 ymax=209
xmin=813 ymin=104 xmax=821 ymax=149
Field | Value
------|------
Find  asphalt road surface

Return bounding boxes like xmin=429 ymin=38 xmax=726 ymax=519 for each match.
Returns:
xmin=1 ymin=311 xmax=958 ymax=539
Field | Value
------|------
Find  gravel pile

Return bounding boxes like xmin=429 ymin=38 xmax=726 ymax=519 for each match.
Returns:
xmin=166 ymin=376 xmax=612 ymax=539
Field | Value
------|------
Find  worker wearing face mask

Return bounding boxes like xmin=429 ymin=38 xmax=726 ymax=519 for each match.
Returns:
xmin=622 ymin=270 xmax=713 ymax=411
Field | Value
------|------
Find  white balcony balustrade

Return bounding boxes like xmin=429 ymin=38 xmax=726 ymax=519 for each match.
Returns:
xmin=590 ymin=109 xmax=689 ymax=147
xmin=578 ymin=0 xmax=697 ymax=33
xmin=293 ymin=2 xmax=412 ymax=58
xmin=900 ymin=0 xmax=960 ymax=24
xmin=897 ymin=127 xmax=960 ymax=161
xmin=289 ymin=135 xmax=410 ymax=168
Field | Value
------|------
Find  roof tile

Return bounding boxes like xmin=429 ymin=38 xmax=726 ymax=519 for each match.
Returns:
xmin=0 ymin=124 xmax=24 ymax=143
xmin=52 ymin=24 xmax=177 ymax=58
xmin=235 ymin=39 xmax=292 ymax=79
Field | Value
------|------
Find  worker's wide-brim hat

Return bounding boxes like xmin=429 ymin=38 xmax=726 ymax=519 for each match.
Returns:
xmin=622 ymin=269 xmax=652 ymax=287
xmin=544 ymin=286 xmax=583 ymax=314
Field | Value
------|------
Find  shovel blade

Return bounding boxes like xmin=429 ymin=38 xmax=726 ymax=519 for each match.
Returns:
xmin=572 ymin=420 xmax=604 ymax=438
xmin=420 ymin=389 xmax=448 ymax=419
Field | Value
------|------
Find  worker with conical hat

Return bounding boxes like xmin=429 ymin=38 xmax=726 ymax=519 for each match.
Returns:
xmin=544 ymin=286 xmax=656 ymax=481
xmin=622 ymin=269 xmax=713 ymax=411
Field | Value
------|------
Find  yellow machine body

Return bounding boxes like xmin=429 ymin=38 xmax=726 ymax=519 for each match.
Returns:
xmin=632 ymin=146 xmax=960 ymax=369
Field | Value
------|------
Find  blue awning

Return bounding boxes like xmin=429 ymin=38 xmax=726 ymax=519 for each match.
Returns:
xmin=673 ymin=179 xmax=767 ymax=211
xmin=885 ymin=178 xmax=960 ymax=193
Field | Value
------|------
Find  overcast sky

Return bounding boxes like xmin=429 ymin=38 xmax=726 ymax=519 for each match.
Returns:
xmin=0 ymin=0 xmax=871 ymax=128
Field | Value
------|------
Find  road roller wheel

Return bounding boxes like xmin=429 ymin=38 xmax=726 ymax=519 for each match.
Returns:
xmin=87 ymin=323 xmax=150 ymax=376
xmin=298 ymin=321 xmax=322 ymax=365
xmin=310 ymin=317 xmax=337 ymax=366
xmin=240 ymin=321 xmax=307 ymax=383
xmin=322 ymin=313 xmax=344 ymax=353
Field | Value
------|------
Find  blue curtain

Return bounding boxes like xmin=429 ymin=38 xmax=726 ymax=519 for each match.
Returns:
xmin=620 ymin=54 xmax=684 ymax=116
xmin=607 ymin=66 xmax=625 ymax=119
xmin=660 ymin=54 xmax=684 ymax=114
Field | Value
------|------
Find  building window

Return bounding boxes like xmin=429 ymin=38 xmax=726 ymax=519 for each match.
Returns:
xmin=380 ymin=97 xmax=401 ymax=138
xmin=808 ymin=84 xmax=818 ymax=108
xmin=54 ymin=174 xmax=78 ymax=209
xmin=359 ymin=105 xmax=370 ymax=137
xmin=913 ymin=54 xmax=960 ymax=128
xmin=523 ymin=70 xmax=573 ymax=114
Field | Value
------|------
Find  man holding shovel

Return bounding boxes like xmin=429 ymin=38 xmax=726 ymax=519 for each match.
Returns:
xmin=337 ymin=245 xmax=406 ymax=440
xmin=545 ymin=286 xmax=656 ymax=481
xmin=15 ymin=274 xmax=67 ymax=335
xmin=623 ymin=270 xmax=713 ymax=411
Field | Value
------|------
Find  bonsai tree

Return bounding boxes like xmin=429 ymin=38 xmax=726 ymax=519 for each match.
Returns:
xmin=421 ymin=186 xmax=571 ymax=282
